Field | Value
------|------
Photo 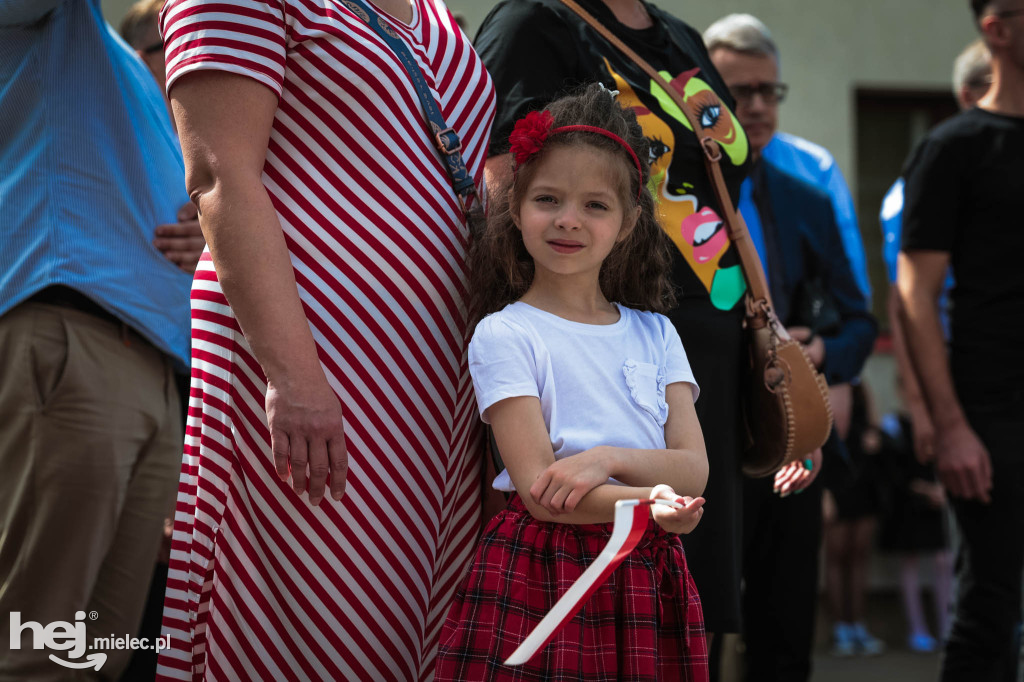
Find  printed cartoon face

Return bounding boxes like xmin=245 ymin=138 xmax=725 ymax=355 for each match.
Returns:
xmin=607 ymin=61 xmax=746 ymax=300
xmin=649 ymin=68 xmax=749 ymax=166
xmin=608 ymin=62 xmax=675 ymax=191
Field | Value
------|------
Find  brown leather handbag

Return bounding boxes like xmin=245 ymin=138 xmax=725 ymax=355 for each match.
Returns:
xmin=558 ymin=0 xmax=833 ymax=477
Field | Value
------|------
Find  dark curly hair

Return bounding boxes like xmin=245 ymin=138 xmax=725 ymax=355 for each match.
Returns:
xmin=469 ymin=83 xmax=676 ymax=329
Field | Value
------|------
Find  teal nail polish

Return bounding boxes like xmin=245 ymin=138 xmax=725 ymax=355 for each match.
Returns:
xmin=803 ymin=458 xmax=814 ymax=471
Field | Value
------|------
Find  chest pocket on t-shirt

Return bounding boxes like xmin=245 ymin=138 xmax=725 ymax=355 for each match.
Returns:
xmin=623 ymin=359 xmax=668 ymax=425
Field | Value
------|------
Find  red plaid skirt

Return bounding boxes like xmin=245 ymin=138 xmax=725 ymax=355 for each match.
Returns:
xmin=435 ymin=496 xmax=708 ymax=681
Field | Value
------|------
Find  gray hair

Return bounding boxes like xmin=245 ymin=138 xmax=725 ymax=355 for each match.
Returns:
xmin=952 ymin=39 xmax=991 ymax=95
xmin=703 ymin=14 xmax=779 ymax=63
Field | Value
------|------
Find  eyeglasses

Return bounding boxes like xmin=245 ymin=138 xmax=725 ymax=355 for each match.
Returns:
xmin=966 ymin=74 xmax=994 ymax=90
xmin=728 ymin=82 xmax=789 ymax=105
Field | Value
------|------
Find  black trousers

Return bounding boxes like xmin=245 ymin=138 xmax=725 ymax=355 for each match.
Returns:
xmin=939 ymin=400 xmax=1024 ymax=682
xmin=741 ymin=473 xmax=823 ymax=682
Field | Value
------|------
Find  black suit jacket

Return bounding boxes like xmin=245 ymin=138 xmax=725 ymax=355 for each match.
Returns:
xmin=756 ymin=161 xmax=878 ymax=384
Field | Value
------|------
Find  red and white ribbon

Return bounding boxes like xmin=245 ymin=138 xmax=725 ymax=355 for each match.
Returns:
xmin=504 ymin=497 xmax=681 ymax=666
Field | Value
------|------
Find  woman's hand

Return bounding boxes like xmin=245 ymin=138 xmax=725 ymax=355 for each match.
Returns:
xmin=909 ymin=478 xmax=947 ymax=508
xmin=788 ymin=326 xmax=826 ymax=369
xmin=773 ymin=447 xmax=822 ymax=497
xmin=154 ymin=201 xmax=206 ymax=274
xmin=650 ymin=484 xmax=705 ymax=534
xmin=266 ymin=375 xmax=348 ymax=506
xmin=529 ymin=446 xmax=613 ymax=515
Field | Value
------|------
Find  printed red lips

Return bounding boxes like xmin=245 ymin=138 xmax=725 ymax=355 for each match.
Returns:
xmin=680 ymin=207 xmax=728 ymax=263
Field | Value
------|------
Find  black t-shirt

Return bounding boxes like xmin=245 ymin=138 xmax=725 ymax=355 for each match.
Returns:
xmin=475 ymin=0 xmax=752 ymax=316
xmin=902 ymin=107 xmax=1024 ymax=401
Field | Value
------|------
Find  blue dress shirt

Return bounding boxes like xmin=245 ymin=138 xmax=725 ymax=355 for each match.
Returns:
xmin=0 ymin=0 xmax=191 ymax=369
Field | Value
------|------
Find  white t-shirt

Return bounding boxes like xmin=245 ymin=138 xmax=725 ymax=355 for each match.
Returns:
xmin=469 ymin=302 xmax=699 ymax=492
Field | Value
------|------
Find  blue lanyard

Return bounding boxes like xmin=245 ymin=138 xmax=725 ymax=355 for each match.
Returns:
xmin=338 ymin=0 xmax=477 ymax=212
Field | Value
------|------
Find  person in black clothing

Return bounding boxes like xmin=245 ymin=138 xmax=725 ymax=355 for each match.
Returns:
xmin=706 ymin=13 xmax=877 ymax=681
xmin=897 ymin=2 xmax=1024 ymax=680
xmin=475 ymin=0 xmax=752 ymax=642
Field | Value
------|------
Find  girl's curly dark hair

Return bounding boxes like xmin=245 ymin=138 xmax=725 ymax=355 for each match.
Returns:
xmin=469 ymin=83 xmax=677 ymax=329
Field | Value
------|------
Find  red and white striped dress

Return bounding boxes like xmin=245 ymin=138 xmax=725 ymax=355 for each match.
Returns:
xmin=156 ymin=2 xmax=494 ymax=680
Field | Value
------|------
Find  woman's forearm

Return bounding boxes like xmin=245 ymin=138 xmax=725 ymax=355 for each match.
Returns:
xmin=171 ymin=72 xmax=325 ymax=389
xmin=194 ymin=176 xmax=324 ymax=387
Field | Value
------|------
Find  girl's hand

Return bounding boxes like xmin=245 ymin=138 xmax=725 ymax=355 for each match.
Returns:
xmin=650 ymin=484 xmax=705 ymax=534
xmin=266 ymin=375 xmax=348 ymax=506
xmin=530 ymin=446 xmax=612 ymax=515
xmin=773 ymin=447 xmax=822 ymax=497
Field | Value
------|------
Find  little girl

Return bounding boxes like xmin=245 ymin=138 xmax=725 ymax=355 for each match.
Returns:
xmin=435 ymin=84 xmax=710 ymax=681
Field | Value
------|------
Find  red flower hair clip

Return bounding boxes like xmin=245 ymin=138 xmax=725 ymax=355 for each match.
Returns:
xmin=509 ymin=110 xmax=555 ymax=166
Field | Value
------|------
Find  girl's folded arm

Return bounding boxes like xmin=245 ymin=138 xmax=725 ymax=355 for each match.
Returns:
xmin=603 ymin=382 xmax=709 ymax=498
xmin=488 ymin=395 xmax=654 ymax=524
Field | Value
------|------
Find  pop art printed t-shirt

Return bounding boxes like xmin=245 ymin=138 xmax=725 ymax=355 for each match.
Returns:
xmin=476 ymin=0 xmax=752 ymax=313
xmin=901 ymin=107 xmax=1024 ymax=401
xmin=470 ymin=302 xmax=699 ymax=492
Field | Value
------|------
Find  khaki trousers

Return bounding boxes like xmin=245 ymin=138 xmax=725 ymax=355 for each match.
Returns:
xmin=0 ymin=302 xmax=181 ymax=681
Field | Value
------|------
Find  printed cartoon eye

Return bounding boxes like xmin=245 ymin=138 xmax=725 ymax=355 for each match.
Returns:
xmin=699 ymin=104 xmax=721 ymax=129
xmin=647 ymin=137 xmax=670 ymax=165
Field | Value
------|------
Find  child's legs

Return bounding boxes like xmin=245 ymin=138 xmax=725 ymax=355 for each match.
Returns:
xmin=900 ymin=554 xmax=929 ymax=636
xmin=932 ymin=549 xmax=955 ymax=637
xmin=823 ymin=514 xmax=853 ymax=623
xmin=847 ymin=516 xmax=877 ymax=623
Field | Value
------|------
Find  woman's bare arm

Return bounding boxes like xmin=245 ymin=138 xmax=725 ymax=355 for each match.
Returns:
xmin=171 ymin=71 xmax=347 ymax=505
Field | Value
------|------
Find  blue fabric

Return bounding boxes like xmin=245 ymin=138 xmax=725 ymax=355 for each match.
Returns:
xmin=0 ymin=0 xmax=191 ymax=369
xmin=880 ymin=178 xmax=905 ymax=284
xmin=762 ymin=132 xmax=871 ymax=304
xmin=880 ymin=177 xmax=953 ymax=337
xmin=760 ymin=162 xmax=877 ymax=384
xmin=342 ymin=0 xmax=476 ymax=205
xmin=738 ymin=176 xmax=769 ymax=283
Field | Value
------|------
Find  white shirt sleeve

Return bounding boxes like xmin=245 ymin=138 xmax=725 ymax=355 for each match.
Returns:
xmin=468 ymin=314 xmax=541 ymax=423
xmin=660 ymin=316 xmax=700 ymax=402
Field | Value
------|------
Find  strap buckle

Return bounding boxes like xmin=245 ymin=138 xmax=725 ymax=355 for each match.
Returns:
xmin=700 ymin=136 xmax=722 ymax=163
xmin=457 ymin=188 xmax=476 ymax=215
xmin=435 ymin=127 xmax=462 ymax=156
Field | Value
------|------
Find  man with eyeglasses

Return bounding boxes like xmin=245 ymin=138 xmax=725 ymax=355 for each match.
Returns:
xmin=704 ymin=19 xmax=871 ymax=311
xmin=704 ymin=13 xmax=878 ymax=682
xmin=898 ymin=2 xmax=1024 ymax=680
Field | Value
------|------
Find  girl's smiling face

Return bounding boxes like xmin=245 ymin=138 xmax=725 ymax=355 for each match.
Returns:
xmin=514 ymin=144 xmax=638 ymax=286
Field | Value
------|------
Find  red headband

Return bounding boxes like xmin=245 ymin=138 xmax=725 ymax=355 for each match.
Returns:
xmin=509 ymin=110 xmax=644 ymax=203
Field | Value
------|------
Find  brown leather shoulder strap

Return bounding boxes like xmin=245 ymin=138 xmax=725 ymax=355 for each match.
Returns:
xmin=557 ymin=0 xmax=774 ymax=308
